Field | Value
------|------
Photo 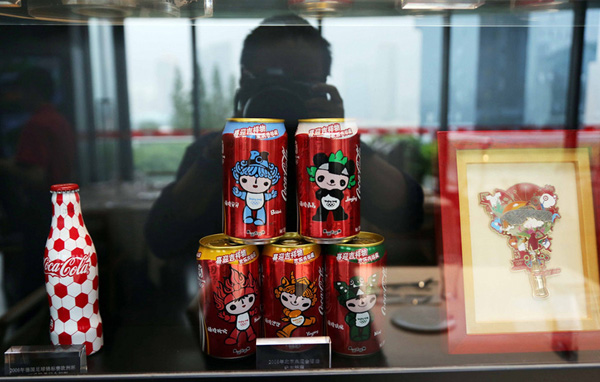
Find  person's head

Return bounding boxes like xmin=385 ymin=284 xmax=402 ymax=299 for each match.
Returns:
xmin=240 ymin=14 xmax=331 ymax=82
xmin=17 ymin=67 xmax=55 ymax=110
xmin=235 ymin=15 xmax=334 ymax=122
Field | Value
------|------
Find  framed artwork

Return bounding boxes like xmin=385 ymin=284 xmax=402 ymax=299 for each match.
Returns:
xmin=438 ymin=130 xmax=600 ymax=354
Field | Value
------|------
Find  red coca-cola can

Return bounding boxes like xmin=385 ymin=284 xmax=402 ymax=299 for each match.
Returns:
xmin=223 ymin=118 xmax=288 ymax=244
xmin=325 ymin=232 xmax=387 ymax=356
xmin=296 ymin=118 xmax=360 ymax=243
xmin=261 ymin=233 xmax=324 ymax=349
xmin=197 ymin=234 xmax=261 ymax=359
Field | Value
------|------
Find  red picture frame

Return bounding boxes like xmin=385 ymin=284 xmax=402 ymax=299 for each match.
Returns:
xmin=438 ymin=130 xmax=600 ymax=354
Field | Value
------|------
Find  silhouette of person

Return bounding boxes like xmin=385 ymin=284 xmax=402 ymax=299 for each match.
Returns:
xmin=0 ymin=67 xmax=75 ymax=306
xmin=144 ymin=15 xmax=424 ymax=263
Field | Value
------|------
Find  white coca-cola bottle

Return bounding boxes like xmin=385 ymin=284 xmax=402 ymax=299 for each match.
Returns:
xmin=44 ymin=183 xmax=103 ymax=355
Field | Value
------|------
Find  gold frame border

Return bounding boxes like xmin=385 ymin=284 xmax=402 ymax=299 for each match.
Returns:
xmin=456 ymin=147 xmax=600 ymax=334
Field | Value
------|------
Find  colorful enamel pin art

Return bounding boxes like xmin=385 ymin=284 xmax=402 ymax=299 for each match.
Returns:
xmin=480 ymin=183 xmax=561 ymax=299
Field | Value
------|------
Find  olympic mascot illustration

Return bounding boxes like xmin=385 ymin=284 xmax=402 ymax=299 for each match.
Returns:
xmin=273 ymin=271 xmax=318 ymax=337
xmin=306 ymin=150 xmax=356 ymax=222
xmin=480 ymin=183 xmax=561 ymax=298
xmin=232 ymin=150 xmax=281 ymax=226
xmin=335 ymin=274 xmax=378 ymax=342
xmin=214 ymin=268 xmax=258 ymax=345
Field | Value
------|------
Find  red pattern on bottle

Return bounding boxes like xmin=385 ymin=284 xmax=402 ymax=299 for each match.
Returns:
xmin=44 ymin=185 xmax=103 ymax=356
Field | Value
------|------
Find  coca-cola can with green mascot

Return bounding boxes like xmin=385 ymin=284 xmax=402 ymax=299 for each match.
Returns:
xmin=325 ymin=232 xmax=387 ymax=356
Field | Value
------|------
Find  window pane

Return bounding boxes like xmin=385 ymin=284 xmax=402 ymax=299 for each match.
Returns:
xmin=582 ymin=8 xmax=600 ymax=127
xmin=194 ymin=19 xmax=255 ymax=132
xmin=449 ymin=14 xmax=479 ymax=127
xmin=450 ymin=11 xmax=573 ymax=129
xmin=322 ymin=17 xmax=441 ymax=265
xmin=323 ymin=16 xmax=442 ymax=130
xmin=89 ymin=21 xmax=120 ymax=181
xmin=524 ymin=11 xmax=573 ymax=127
xmin=125 ymin=18 xmax=194 ymax=184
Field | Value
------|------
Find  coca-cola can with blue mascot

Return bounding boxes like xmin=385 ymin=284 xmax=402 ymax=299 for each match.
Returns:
xmin=223 ymin=118 xmax=287 ymax=244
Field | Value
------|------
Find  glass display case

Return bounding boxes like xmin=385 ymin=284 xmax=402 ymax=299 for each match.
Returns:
xmin=1 ymin=0 xmax=600 ymax=380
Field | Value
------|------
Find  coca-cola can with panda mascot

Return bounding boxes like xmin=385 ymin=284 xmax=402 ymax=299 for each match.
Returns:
xmin=223 ymin=118 xmax=287 ymax=245
xmin=296 ymin=118 xmax=360 ymax=243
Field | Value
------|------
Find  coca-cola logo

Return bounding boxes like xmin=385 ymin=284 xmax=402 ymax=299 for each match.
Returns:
xmin=44 ymin=255 xmax=92 ymax=278
xmin=281 ymin=147 xmax=288 ymax=202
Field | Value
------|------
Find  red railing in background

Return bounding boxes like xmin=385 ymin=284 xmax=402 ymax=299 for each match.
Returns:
xmin=81 ymin=125 xmax=600 ymax=139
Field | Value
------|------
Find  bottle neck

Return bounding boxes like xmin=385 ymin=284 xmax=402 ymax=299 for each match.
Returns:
xmin=51 ymin=191 xmax=82 ymax=218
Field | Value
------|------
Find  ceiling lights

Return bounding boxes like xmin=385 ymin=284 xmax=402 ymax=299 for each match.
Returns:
xmin=399 ymin=0 xmax=485 ymax=10
xmin=0 ymin=0 xmax=20 ymax=7
xmin=288 ymin=0 xmax=352 ymax=17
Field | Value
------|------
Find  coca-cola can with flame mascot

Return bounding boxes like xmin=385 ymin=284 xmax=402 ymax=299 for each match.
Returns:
xmin=197 ymin=234 xmax=261 ymax=358
xmin=44 ymin=183 xmax=103 ymax=356
xmin=222 ymin=118 xmax=287 ymax=244
xmin=296 ymin=118 xmax=360 ymax=243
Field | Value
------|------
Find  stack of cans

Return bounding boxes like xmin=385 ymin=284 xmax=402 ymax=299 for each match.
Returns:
xmin=196 ymin=118 xmax=386 ymax=359
xmin=222 ymin=117 xmax=361 ymax=245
